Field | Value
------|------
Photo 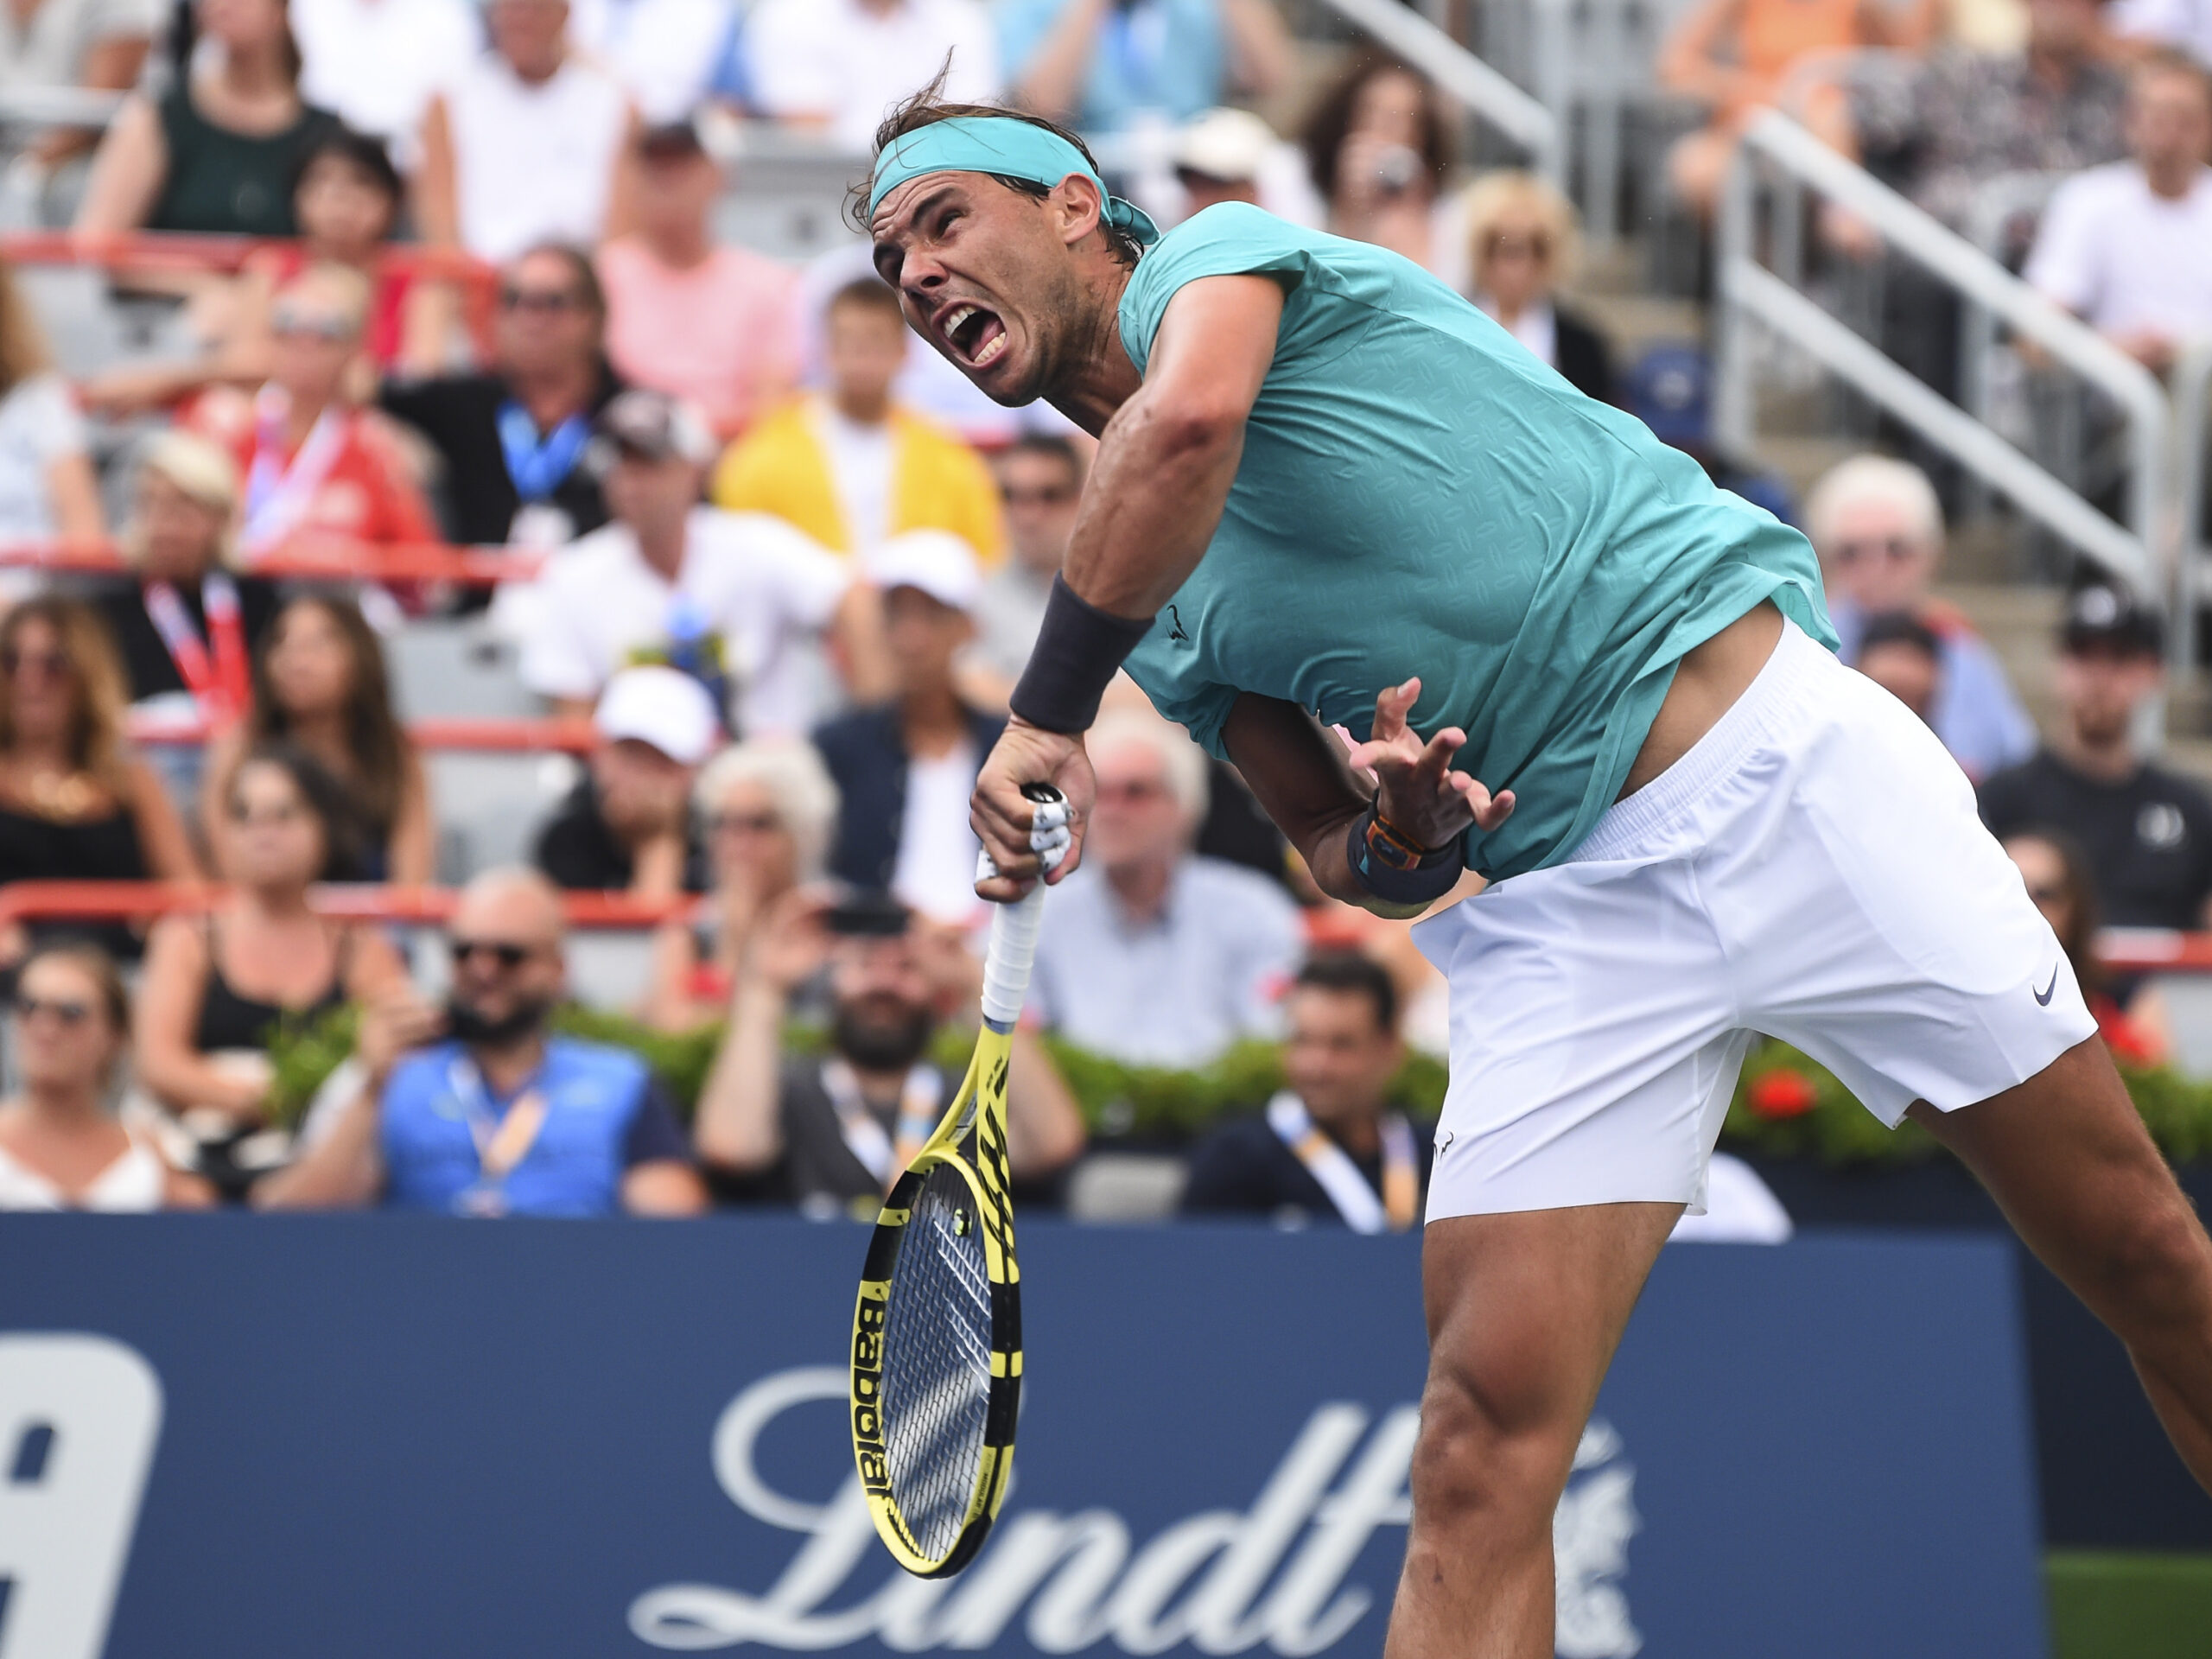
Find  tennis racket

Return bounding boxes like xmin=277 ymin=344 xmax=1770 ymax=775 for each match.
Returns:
xmin=849 ymin=785 xmax=1069 ymax=1579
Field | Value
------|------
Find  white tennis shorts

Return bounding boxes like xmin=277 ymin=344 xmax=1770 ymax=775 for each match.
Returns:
xmin=1414 ymin=617 xmax=2097 ymax=1221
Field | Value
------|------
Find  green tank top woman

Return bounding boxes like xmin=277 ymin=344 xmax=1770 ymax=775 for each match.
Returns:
xmin=147 ymin=83 xmax=341 ymax=238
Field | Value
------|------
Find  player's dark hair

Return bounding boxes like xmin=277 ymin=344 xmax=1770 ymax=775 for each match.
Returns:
xmin=850 ymin=63 xmax=1146 ymax=268
xmin=1300 ymin=50 xmax=1456 ymax=206
xmin=828 ymin=276 xmax=909 ymax=324
xmin=1294 ymin=952 xmax=1400 ymax=1036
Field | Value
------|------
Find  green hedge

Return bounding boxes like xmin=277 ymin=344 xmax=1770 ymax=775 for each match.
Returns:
xmin=266 ymin=1007 xmax=2212 ymax=1166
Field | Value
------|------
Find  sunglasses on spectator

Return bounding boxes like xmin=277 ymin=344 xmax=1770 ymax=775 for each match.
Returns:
xmin=449 ymin=938 xmax=537 ymax=970
xmin=229 ymin=800 xmax=305 ymax=828
xmin=501 ymin=286 xmax=585 ymax=315
xmin=709 ymin=810 xmax=783 ymax=836
xmin=1484 ymin=232 xmax=1549 ymax=261
xmin=13 ymin=994 xmax=92 ymax=1026
xmin=271 ymin=307 xmax=355 ymax=342
xmin=1096 ymin=778 xmax=1169 ymax=805
xmin=1 ymin=645 xmax=67 ymax=678
xmin=1832 ymin=536 xmax=1921 ymax=564
xmin=1000 ymin=483 xmax=1077 ymax=507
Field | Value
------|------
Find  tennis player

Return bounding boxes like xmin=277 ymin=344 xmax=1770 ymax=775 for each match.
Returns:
xmin=863 ymin=92 xmax=2212 ymax=1654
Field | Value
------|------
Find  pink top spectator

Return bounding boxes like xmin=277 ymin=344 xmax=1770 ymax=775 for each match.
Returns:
xmin=598 ymin=239 xmax=802 ymax=442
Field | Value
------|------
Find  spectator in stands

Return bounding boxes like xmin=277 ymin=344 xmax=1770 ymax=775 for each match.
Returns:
xmin=1660 ymin=0 xmax=1926 ymax=221
xmin=815 ymin=532 xmax=1000 ymax=925
xmin=87 ymin=128 xmax=445 ymax=415
xmin=183 ymin=264 xmax=441 ymax=563
xmin=598 ymin=119 xmax=802 ymax=442
xmin=1181 ymin=954 xmax=1428 ymax=1230
xmin=1854 ymin=609 xmax=1946 ymax=725
xmin=1808 ymin=454 xmax=2037 ymax=779
xmin=2005 ymin=827 xmax=2170 ymax=1062
xmin=292 ymin=0 xmax=478 ymax=148
xmin=1460 ymin=171 xmax=1616 ymax=404
xmin=693 ymin=887 xmax=1084 ymax=1213
xmin=1171 ymin=105 xmax=1325 ymax=227
xmin=1030 ymin=710 xmax=1301 ymax=1067
xmin=967 ymin=435 xmax=1081 ymax=702
xmin=742 ymin=0 xmax=1001 ymax=152
xmin=1003 ymin=0 xmax=1290 ymax=135
xmin=1981 ymin=585 xmax=2212 ymax=929
xmin=0 ymin=253 xmax=105 ymax=603
xmin=644 ymin=739 xmax=838 ymax=1032
xmin=1624 ymin=344 xmax=1798 ymax=524
xmin=88 ymin=435 xmax=278 ymax=802
xmin=137 ymin=745 xmax=406 ymax=1196
xmin=416 ymin=0 xmax=635 ymax=263
xmin=2110 ymin=0 xmax=2212 ymax=67
xmin=568 ymin=0 xmax=728 ymax=124
xmin=76 ymin=0 xmax=342 ymax=240
xmin=1300 ymin=52 xmax=1457 ymax=276
xmin=0 ymin=942 xmax=211 ymax=1211
xmin=0 ymin=0 xmax=160 ymax=174
xmin=2026 ymin=52 xmax=2212 ymax=374
xmin=534 ymin=664 xmax=712 ymax=897
xmin=201 ymin=594 xmax=433 ymax=883
xmin=712 ymin=279 xmax=1003 ymax=563
xmin=511 ymin=389 xmax=873 ymax=735
xmin=1839 ymin=0 xmax=2129 ymax=236
xmin=259 ymin=867 xmax=709 ymax=1215
xmin=381 ymin=244 xmax=624 ymax=550
xmin=0 ymin=596 xmax=199 ymax=969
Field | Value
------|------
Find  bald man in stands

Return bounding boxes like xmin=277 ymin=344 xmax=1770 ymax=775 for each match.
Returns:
xmin=260 ymin=868 xmax=707 ymax=1216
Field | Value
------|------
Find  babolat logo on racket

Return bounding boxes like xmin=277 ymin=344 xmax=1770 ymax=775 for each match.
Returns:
xmin=849 ymin=1287 xmax=891 ymax=1494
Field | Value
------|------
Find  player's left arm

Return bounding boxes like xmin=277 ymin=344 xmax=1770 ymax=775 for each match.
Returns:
xmin=974 ymin=273 xmax=1285 ymax=897
xmin=1223 ymin=687 xmax=1514 ymax=919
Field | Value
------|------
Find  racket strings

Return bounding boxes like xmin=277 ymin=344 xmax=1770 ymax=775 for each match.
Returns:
xmin=878 ymin=1164 xmax=995 ymax=1562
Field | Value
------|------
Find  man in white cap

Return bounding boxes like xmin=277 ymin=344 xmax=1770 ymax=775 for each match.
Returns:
xmin=1171 ymin=105 xmax=1322 ymax=226
xmin=510 ymin=387 xmax=878 ymax=738
xmin=813 ymin=530 xmax=1003 ymax=925
xmin=534 ymin=664 xmax=721 ymax=897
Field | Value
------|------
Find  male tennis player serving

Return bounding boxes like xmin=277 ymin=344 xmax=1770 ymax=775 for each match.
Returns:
xmin=865 ymin=91 xmax=2212 ymax=1654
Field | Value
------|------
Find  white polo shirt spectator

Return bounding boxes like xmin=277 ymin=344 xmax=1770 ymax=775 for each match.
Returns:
xmin=2026 ymin=162 xmax=2212 ymax=339
xmin=293 ymin=0 xmax=480 ymax=148
xmin=517 ymin=507 xmax=850 ymax=737
xmin=569 ymin=0 xmax=733 ymax=124
xmin=742 ymin=0 xmax=1001 ymax=151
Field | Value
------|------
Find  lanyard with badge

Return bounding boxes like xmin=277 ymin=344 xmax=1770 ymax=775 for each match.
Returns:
xmin=1266 ymin=1091 xmax=1420 ymax=1233
xmin=498 ymin=402 xmax=589 ymax=547
xmin=242 ymin=385 xmax=350 ymax=556
xmin=143 ymin=572 xmax=250 ymax=722
xmin=447 ymin=1055 xmax=550 ymax=1217
xmin=821 ymin=1057 xmax=941 ymax=1191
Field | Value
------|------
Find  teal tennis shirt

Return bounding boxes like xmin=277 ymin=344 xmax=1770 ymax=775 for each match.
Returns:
xmin=1115 ymin=204 xmax=1835 ymax=880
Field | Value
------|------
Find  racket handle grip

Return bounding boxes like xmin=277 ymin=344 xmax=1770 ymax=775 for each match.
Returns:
xmin=980 ymin=884 xmax=1046 ymax=1030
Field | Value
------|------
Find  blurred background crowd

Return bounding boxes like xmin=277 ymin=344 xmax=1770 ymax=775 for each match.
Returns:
xmin=0 ymin=0 xmax=2208 ymax=1230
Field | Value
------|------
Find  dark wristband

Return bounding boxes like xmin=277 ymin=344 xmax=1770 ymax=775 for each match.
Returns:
xmin=1346 ymin=805 xmax=1463 ymax=905
xmin=1010 ymin=574 xmax=1156 ymax=734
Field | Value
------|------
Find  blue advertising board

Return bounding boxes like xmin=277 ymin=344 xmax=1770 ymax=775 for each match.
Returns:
xmin=0 ymin=1217 xmax=2045 ymax=1658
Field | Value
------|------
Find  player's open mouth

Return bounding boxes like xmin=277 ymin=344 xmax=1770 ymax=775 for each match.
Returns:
xmin=943 ymin=303 xmax=1007 ymax=368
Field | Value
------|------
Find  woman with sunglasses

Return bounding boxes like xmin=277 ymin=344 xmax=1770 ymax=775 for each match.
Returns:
xmin=2005 ymin=829 xmax=2171 ymax=1066
xmin=1459 ymin=171 xmax=1617 ymax=407
xmin=0 ymin=942 xmax=213 ymax=1211
xmin=0 ymin=597 xmax=200 ymax=969
xmin=136 ymin=744 xmax=404 ymax=1198
xmin=643 ymin=740 xmax=839 ymax=1032
xmin=201 ymin=593 xmax=433 ymax=885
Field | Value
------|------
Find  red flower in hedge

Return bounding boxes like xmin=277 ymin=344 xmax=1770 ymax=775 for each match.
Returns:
xmin=1748 ymin=1068 xmax=1819 ymax=1120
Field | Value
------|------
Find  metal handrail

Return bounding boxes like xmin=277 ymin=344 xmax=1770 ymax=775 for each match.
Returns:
xmin=1312 ymin=0 xmax=1562 ymax=181
xmin=2176 ymin=341 xmax=2212 ymax=672
xmin=1716 ymin=111 xmax=2172 ymax=608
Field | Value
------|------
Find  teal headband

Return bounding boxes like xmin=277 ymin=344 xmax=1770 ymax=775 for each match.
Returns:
xmin=868 ymin=116 xmax=1160 ymax=250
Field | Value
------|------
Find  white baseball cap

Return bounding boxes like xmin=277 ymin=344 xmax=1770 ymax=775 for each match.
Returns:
xmin=1174 ymin=108 xmax=1276 ymax=185
xmin=594 ymin=665 xmax=721 ymax=766
xmin=864 ymin=529 xmax=983 ymax=612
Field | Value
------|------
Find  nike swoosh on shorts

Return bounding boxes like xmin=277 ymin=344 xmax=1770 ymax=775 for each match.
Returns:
xmin=2034 ymin=967 xmax=2059 ymax=1007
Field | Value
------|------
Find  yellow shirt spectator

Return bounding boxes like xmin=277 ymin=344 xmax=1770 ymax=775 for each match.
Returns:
xmin=711 ymin=276 xmax=1004 ymax=563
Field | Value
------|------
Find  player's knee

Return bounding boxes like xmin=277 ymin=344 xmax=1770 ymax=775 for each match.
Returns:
xmin=2093 ymin=1191 xmax=2212 ymax=1328
xmin=1408 ymin=1359 xmax=1581 ymax=1542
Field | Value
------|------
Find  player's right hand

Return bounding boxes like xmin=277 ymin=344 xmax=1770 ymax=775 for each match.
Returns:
xmin=1348 ymin=677 xmax=1515 ymax=851
xmin=972 ymin=719 xmax=1095 ymax=902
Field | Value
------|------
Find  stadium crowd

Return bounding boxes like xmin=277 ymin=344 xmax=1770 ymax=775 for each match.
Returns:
xmin=0 ymin=0 xmax=2209 ymax=1223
